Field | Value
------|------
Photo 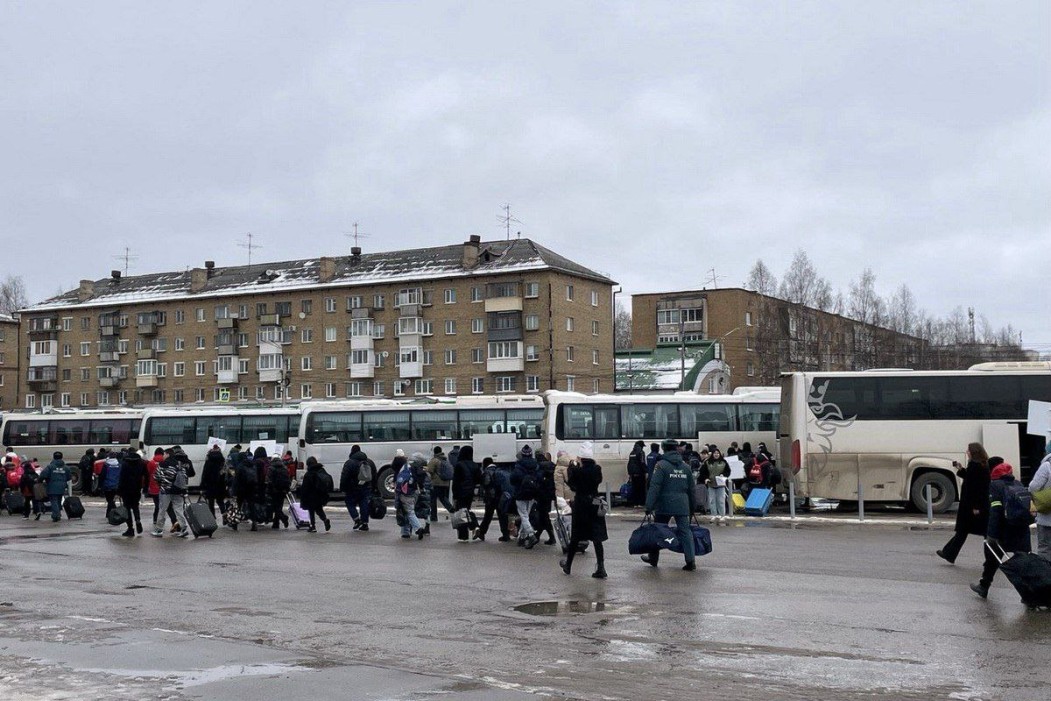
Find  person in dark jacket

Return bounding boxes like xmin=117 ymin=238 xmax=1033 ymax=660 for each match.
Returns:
xmin=230 ymin=454 xmax=258 ymax=530
xmin=475 ymin=457 xmax=512 ymax=542
xmin=643 ymin=438 xmax=698 ymax=570
xmin=340 ymin=446 xmax=375 ymax=532
xmin=267 ymin=457 xmax=292 ymax=529
xmin=560 ymin=442 xmax=608 ymax=578
xmin=298 ymin=457 xmax=331 ymax=533
xmin=19 ymin=459 xmax=42 ymax=519
xmin=627 ymin=441 xmax=648 ymax=507
xmin=937 ymin=443 xmax=990 ymax=564
xmin=534 ymin=451 xmax=557 ymax=546
xmin=98 ymin=453 xmax=121 ymax=520
xmin=78 ymin=448 xmax=96 ymax=496
xmin=452 ymin=445 xmax=480 ymax=541
xmin=971 ymin=461 xmax=1032 ymax=600
xmin=200 ymin=444 xmax=229 ymax=522
xmin=117 ymin=450 xmax=147 ymax=537
xmin=510 ymin=445 xmax=541 ymax=548
xmin=645 ymin=443 xmax=661 ymax=481
xmin=39 ymin=452 xmax=71 ymax=522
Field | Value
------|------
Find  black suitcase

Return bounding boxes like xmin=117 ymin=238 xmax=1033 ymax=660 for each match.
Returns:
xmin=63 ymin=496 xmax=85 ymax=519
xmin=990 ymin=544 xmax=1051 ymax=608
xmin=184 ymin=500 xmax=218 ymax=538
xmin=5 ymin=491 xmax=25 ymax=515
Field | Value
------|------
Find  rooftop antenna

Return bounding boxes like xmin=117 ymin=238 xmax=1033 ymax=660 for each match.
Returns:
xmin=705 ymin=268 xmax=723 ymax=289
xmin=238 ymin=232 xmax=262 ymax=266
xmin=497 ymin=204 xmax=522 ymax=241
xmin=112 ymin=247 xmax=138 ymax=276
xmin=344 ymin=222 xmax=370 ymax=249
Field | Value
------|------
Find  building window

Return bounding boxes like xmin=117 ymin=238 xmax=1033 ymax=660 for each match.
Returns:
xmin=239 ymin=333 xmax=249 ymax=348
xmin=657 ymin=309 xmax=680 ymax=325
xmin=525 ymin=314 xmax=539 ymax=331
xmin=471 ymin=318 xmax=483 ymax=334
xmin=81 ymin=316 xmax=90 ymax=330
xmin=175 ymin=337 xmax=185 ymax=351
xmin=566 ymin=317 xmax=574 ymax=332
xmin=444 ymin=378 xmax=456 ymax=395
xmin=193 ymin=308 xmax=204 ymax=322
xmin=118 ymin=339 xmax=129 ymax=354
xmin=591 ymin=290 xmax=599 ymax=306
xmin=238 ymin=386 xmax=249 ymax=400
xmin=346 ymin=296 xmax=363 ymax=311
xmin=496 ymin=376 xmax=516 ymax=393
xmin=195 ymin=388 xmax=205 ymax=402
xmin=325 ymin=355 xmax=337 ymax=370
xmin=566 ymin=376 xmax=575 ymax=392
xmin=301 ymin=328 xmax=313 ymax=343
xmin=373 ymin=380 xmax=384 ymax=397
xmin=301 ymin=299 xmax=313 ymax=315
xmin=325 ymin=327 xmax=337 ymax=342
xmin=196 ymin=336 xmax=206 ymax=350
xmin=394 ymin=288 xmax=421 ymax=307
xmin=61 ymin=368 xmax=71 ymax=381
xmin=215 ymin=305 xmax=229 ymax=320
xmin=325 ymin=297 xmax=336 ymax=313
xmin=238 ymin=305 xmax=248 ymax=319
xmin=301 ymin=356 xmax=312 ymax=371
xmin=526 ymin=375 xmax=540 ymax=392
xmin=301 ymin=383 xmax=312 ymax=399
xmin=444 ymin=349 xmax=456 ymax=365
xmin=255 ymin=386 xmax=265 ymax=400
xmin=351 ymin=349 xmax=370 ymax=365
xmin=239 ymin=358 xmax=250 ymax=374
xmin=566 ymin=284 xmax=574 ymax=301
xmin=423 ymin=350 xmax=433 ymax=366
xmin=325 ymin=383 xmax=337 ymax=398
xmin=25 ymin=394 xmax=36 ymax=408
xmin=445 ymin=320 xmax=456 ymax=335
xmin=747 ymin=361 xmax=755 ymax=377
xmin=174 ymin=362 xmax=185 ymax=377
xmin=97 ymin=391 xmax=110 ymax=406
xmin=592 ymin=349 xmax=599 ymax=365
xmin=81 ymin=368 xmax=90 ymax=381
xmin=444 ymin=289 xmax=456 ymax=304
xmin=592 ymin=320 xmax=599 ymax=336
xmin=488 ymin=341 xmax=520 ymax=359
xmin=62 ymin=343 xmax=71 ymax=358
xmin=526 ymin=345 xmax=539 ymax=361
xmin=61 ymin=317 xmax=72 ymax=331
xmin=373 ymin=294 xmax=384 ymax=309
xmin=399 ymin=347 xmax=420 ymax=365
xmin=80 ymin=342 xmax=90 ymax=356
xmin=746 ymin=334 xmax=754 ymax=351
xmin=745 ymin=311 xmax=753 ymax=326
xmin=567 ymin=346 xmax=575 ymax=362
xmin=373 ymin=324 xmax=385 ymax=339
xmin=195 ymin=361 xmax=205 ymax=376
xmin=276 ymin=302 xmax=292 ymax=317
xmin=470 ymin=286 xmax=483 ymax=302
xmin=593 ymin=379 xmax=601 ymax=393
xmin=471 ymin=377 xmax=484 ymax=394
xmin=524 ymin=282 xmax=539 ymax=298
xmin=414 ymin=379 xmax=433 ymax=395
xmin=257 ymin=303 xmax=268 ymax=317
xmin=347 ymin=381 xmax=363 ymax=398
xmin=472 ymin=348 xmax=484 ymax=364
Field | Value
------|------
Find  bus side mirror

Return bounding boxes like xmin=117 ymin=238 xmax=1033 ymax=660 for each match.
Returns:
xmin=299 ymin=439 xmax=306 ymax=448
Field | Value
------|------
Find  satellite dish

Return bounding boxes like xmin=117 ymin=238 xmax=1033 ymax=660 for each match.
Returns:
xmin=381 ymin=351 xmax=389 ymax=358
xmin=298 ymin=312 xmax=306 ymax=319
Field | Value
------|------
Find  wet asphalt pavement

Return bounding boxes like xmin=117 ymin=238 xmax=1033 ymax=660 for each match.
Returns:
xmin=1 ymin=500 xmax=1049 ymax=701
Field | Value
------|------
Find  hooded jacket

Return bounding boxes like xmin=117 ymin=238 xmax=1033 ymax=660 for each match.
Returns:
xmin=986 ymin=470 xmax=1032 ymax=553
xmin=645 ymin=451 xmax=696 ymax=516
xmin=117 ymin=453 xmax=147 ymax=499
xmin=452 ymin=446 xmax=479 ymax=501
xmin=554 ymin=454 xmax=574 ymax=502
xmin=1030 ymin=455 xmax=1051 ymax=528
xmin=340 ymin=450 xmax=373 ymax=492
xmin=510 ymin=453 xmax=540 ymax=501
xmin=99 ymin=457 xmax=121 ymax=491
xmin=40 ymin=459 xmax=71 ymax=496
xmin=200 ymin=449 xmax=228 ymax=499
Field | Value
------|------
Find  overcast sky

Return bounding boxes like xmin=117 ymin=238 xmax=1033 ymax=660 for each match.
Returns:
xmin=2 ymin=2 xmax=1048 ymax=349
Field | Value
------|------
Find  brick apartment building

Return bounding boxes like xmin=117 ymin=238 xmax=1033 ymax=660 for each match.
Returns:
xmin=0 ymin=313 xmax=18 ymax=410
xmin=17 ymin=237 xmax=614 ymax=409
xmin=631 ymin=288 xmax=925 ymax=390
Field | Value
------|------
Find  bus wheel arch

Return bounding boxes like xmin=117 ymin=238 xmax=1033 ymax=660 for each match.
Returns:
xmin=377 ymin=465 xmax=395 ymax=500
xmin=909 ymin=469 xmax=956 ymax=514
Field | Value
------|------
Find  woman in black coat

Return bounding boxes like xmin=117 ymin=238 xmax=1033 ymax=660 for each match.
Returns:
xmin=116 ymin=451 xmax=147 ymax=537
xmin=559 ymin=443 xmax=608 ymax=579
xmin=200 ymin=445 xmax=229 ymax=521
xmin=937 ymin=442 xmax=990 ymax=564
xmin=298 ymin=457 xmax=331 ymax=533
xmin=452 ymin=446 xmax=480 ymax=541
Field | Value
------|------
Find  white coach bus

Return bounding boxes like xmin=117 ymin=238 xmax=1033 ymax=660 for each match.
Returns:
xmin=1 ymin=409 xmax=145 ymax=493
xmin=298 ymin=395 xmax=545 ymax=498
xmin=778 ymin=363 xmax=1051 ymax=513
xmin=541 ymin=389 xmax=780 ymax=489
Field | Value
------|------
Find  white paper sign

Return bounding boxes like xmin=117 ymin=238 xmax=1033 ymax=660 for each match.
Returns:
xmin=725 ymin=456 xmax=745 ymax=480
xmin=1027 ymin=400 xmax=1051 ymax=437
xmin=248 ymin=440 xmax=279 ymax=458
xmin=206 ymin=437 xmax=227 ymax=452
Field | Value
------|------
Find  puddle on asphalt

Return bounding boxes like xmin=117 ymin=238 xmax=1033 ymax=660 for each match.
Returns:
xmin=514 ymin=600 xmax=609 ymax=616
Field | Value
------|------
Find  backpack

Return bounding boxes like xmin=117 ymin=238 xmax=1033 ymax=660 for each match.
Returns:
xmin=396 ymin=465 xmax=416 ymax=495
xmin=518 ymin=471 xmax=538 ymax=500
xmin=269 ymin=464 xmax=292 ymax=493
xmin=768 ymin=464 xmax=783 ymax=487
xmin=695 ymin=462 xmax=710 ymax=483
xmin=747 ymin=462 xmax=763 ymax=484
xmin=173 ymin=466 xmax=189 ymax=492
xmin=357 ymin=460 xmax=372 ymax=485
xmin=101 ymin=459 xmax=121 ymax=490
xmin=1003 ymin=481 xmax=1035 ymax=526
xmin=318 ymin=469 xmax=334 ymax=493
xmin=437 ymin=458 xmax=454 ymax=482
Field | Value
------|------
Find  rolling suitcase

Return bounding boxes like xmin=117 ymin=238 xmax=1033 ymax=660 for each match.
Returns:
xmin=744 ymin=488 xmax=774 ymax=516
xmin=184 ymin=499 xmax=218 ymax=538
xmin=553 ymin=504 xmax=587 ymax=555
xmin=731 ymin=492 xmax=746 ymax=513
xmin=286 ymin=494 xmax=310 ymax=530
xmin=5 ymin=491 xmax=25 ymax=515
xmin=63 ymin=496 xmax=85 ymax=519
xmin=987 ymin=542 xmax=1051 ymax=609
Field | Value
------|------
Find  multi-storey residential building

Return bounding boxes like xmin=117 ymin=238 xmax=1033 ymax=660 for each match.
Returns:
xmin=18 ymin=237 xmax=614 ymax=409
xmin=0 ymin=313 xmax=18 ymax=410
xmin=631 ymin=288 xmax=925 ymax=390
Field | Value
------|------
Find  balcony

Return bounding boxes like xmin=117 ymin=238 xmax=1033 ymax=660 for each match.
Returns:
xmin=350 ymin=307 xmax=371 ymax=319
xmin=99 ymin=325 xmax=118 ymax=337
xmin=350 ymin=363 xmax=375 ymax=379
xmin=399 ymin=361 xmax=422 ymax=379
xmin=98 ymin=351 xmax=120 ymax=363
xmin=27 ymin=367 xmax=57 ymax=391
xmin=398 ymin=303 xmax=421 ymax=317
xmin=28 ymin=318 xmax=59 ymax=337
xmin=217 ymin=317 xmax=238 ymax=330
xmin=217 ymin=344 xmax=236 ymax=356
xmin=136 ymin=349 xmax=156 ymax=360
xmin=137 ymin=322 xmax=158 ymax=336
xmin=484 ymin=296 xmax=523 ymax=313
xmin=218 ymin=367 xmax=238 ymax=384
xmin=259 ymin=313 xmax=281 ymax=326
xmin=29 ymin=350 xmax=58 ymax=368
xmin=136 ymin=375 xmax=158 ymax=388
xmin=487 ymin=357 xmax=525 ymax=372
xmin=258 ymin=368 xmax=283 ymax=383
xmin=99 ymin=377 xmax=120 ymax=388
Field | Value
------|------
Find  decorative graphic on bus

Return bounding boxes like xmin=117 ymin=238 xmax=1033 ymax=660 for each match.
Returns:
xmin=807 ymin=379 xmax=856 ymax=469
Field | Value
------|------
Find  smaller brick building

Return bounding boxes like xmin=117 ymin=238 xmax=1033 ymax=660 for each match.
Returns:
xmin=0 ymin=313 xmax=18 ymax=410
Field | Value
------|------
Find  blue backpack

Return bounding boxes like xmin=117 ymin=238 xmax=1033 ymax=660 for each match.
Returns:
xmin=396 ymin=465 xmax=416 ymax=495
xmin=1003 ymin=481 xmax=1035 ymax=526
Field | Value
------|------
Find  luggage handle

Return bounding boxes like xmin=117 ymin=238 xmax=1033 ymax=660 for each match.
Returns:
xmin=984 ymin=539 xmax=1009 ymax=565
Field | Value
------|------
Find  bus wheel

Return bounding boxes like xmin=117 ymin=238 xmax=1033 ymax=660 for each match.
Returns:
xmin=377 ymin=467 xmax=395 ymax=500
xmin=910 ymin=472 xmax=955 ymax=514
xmin=69 ymin=470 xmax=82 ymax=494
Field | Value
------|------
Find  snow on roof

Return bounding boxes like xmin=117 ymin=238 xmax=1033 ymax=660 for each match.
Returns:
xmin=0 ymin=312 xmax=17 ymax=324
xmin=22 ymin=238 xmax=614 ymax=312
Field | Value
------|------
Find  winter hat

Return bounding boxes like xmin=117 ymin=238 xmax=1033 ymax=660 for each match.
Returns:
xmin=53 ymin=451 xmax=63 ymax=460
xmin=521 ymin=445 xmax=533 ymax=457
xmin=154 ymin=448 xmax=165 ymax=456
xmin=578 ymin=441 xmax=594 ymax=459
xmin=661 ymin=438 xmax=679 ymax=450
xmin=394 ymin=449 xmax=405 ymax=457
xmin=411 ymin=452 xmax=427 ymax=467
xmin=433 ymin=446 xmax=443 ymax=455
xmin=991 ymin=462 xmax=1013 ymax=480
xmin=306 ymin=457 xmax=321 ymax=468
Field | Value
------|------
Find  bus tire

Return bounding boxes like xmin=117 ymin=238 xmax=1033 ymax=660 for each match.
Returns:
xmin=69 ymin=469 xmax=82 ymax=494
xmin=377 ymin=466 xmax=395 ymax=500
xmin=910 ymin=471 xmax=955 ymax=514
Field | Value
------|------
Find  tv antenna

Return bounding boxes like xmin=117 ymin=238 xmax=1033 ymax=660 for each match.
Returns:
xmin=238 ymin=232 xmax=262 ymax=266
xmin=344 ymin=222 xmax=370 ymax=249
xmin=112 ymin=247 xmax=138 ymax=276
xmin=497 ymin=204 xmax=522 ymax=240
xmin=705 ymin=268 xmax=723 ymax=289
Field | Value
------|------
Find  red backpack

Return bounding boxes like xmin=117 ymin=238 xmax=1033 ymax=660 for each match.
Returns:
xmin=747 ymin=461 xmax=764 ymax=484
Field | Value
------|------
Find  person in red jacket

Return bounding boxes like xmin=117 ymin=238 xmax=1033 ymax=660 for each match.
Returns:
xmin=145 ymin=448 xmax=164 ymax=524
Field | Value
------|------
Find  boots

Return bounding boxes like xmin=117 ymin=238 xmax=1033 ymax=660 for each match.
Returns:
xmin=592 ymin=565 xmax=608 ymax=579
xmin=970 ymin=582 xmax=989 ymax=599
xmin=560 ymin=558 xmax=571 ymax=575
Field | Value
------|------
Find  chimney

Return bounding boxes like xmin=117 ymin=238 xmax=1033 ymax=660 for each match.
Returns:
xmin=351 ymin=246 xmax=362 ymax=261
xmin=463 ymin=235 xmax=481 ymax=269
xmin=190 ymin=267 xmax=208 ymax=293
xmin=319 ymin=256 xmax=337 ymax=283
xmin=78 ymin=279 xmax=94 ymax=302
xmin=110 ymin=270 xmax=121 ymax=284
xmin=204 ymin=260 xmax=216 ymax=278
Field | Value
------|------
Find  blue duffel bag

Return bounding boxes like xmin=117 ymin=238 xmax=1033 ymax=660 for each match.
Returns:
xmin=628 ymin=518 xmax=713 ymax=556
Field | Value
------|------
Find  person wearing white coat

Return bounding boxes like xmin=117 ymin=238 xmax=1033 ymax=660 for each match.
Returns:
xmin=1029 ymin=452 xmax=1051 ymax=561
